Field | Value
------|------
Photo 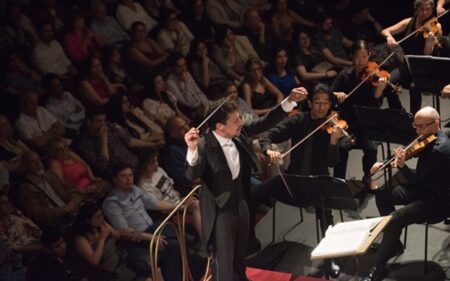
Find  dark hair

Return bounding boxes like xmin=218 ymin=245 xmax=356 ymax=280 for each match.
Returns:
xmin=308 ymin=83 xmax=336 ymax=106
xmin=131 ymin=21 xmax=146 ymax=33
xmin=71 ymin=201 xmax=102 ymax=237
xmin=269 ymin=44 xmax=290 ymax=73
xmin=243 ymin=57 xmax=265 ymax=86
xmin=315 ymin=12 xmax=331 ymax=25
xmin=38 ymin=21 xmax=53 ymax=33
xmin=159 ymin=8 xmax=176 ymax=27
xmin=350 ymin=39 xmax=370 ymax=56
xmin=41 ymin=228 xmax=62 ymax=248
xmin=85 ymin=106 xmax=106 ymax=120
xmin=214 ymin=24 xmax=231 ymax=46
xmin=135 ymin=149 xmax=159 ymax=181
xmin=41 ymin=73 xmax=60 ymax=91
xmin=167 ymin=52 xmax=185 ymax=68
xmin=243 ymin=8 xmax=258 ymax=23
xmin=207 ymin=100 xmax=239 ymax=129
xmin=112 ymin=162 xmax=134 ymax=177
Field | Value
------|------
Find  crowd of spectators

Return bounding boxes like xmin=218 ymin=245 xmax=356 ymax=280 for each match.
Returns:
xmin=0 ymin=0 xmax=409 ymax=280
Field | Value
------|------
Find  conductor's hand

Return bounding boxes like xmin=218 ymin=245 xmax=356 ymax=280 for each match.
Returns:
xmin=370 ymin=162 xmax=383 ymax=175
xmin=184 ymin=128 xmax=200 ymax=152
xmin=287 ymin=87 xmax=308 ymax=103
xmin=266 ymin=149 xmax=282 ymax=165
xmin=333 ymin=92 xmax=348 ymax=103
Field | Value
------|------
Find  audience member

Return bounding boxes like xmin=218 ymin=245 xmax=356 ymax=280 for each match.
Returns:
xmin=127 ymin=21 xmax=168 ymax=84
xmin=106 ymin=92 xmax=165 ymax=149
xmin=18 ymin=151 xmax=82 ymax=228
xmin=6 ymin=4 xmax=38 ymax=50
xmin=342 ymin=3 xmax=384 ymax=46
xmin=205 ymin=0 xmax=246 ymax=29
xmin=267 ymin=45 xmax=300 ymax=97
xmin=47 ymin=138 xmax=111 ymax=200
xmin=216 ymin=81 xmax=258 ymax=124
xmin=166 ymin=52 xmax=209 ymax=120
xmin=190 ymin=39 xmax=230 ymax=94
xmin=72 ymin=108 xmax=139 ymax=178
xmin=34 ymin=0 xmax=65 ymax=34
xmin=103 ymin=163 xmax=183 ymax=281
xmin=5 ymin=52 xmax=41 ymax=95
xmin=78 ymin=56 xmax=121 ymax=107
xmin=90 ymin=1 xmax=130 ymax=48
xmin=157 ymin=9 xmax=194 ymax=56
xmin=314 ymin=13 xmax=353 ymax=67
xmin=26 ymin=228 xmax=88 ymax=281
xmin=43 ymin=73 xmax=85 ymax=132
xmin=212 ymin=24 xmax=261 ymax=82
xmin=241 ymin=8 xmax=274 ymax=62
xmin=15 ymin=91 xmax=65 ymax=152
xmin=103 ymin=46 xmax=135 ymax=88
xmin=32 ymin=23 xmax=76 ymax=77
xmin=184 ymin=0 xmax=214 ymax=41
xmin=116 ymin=0 xmax=158 ymax=33
xmin=0 ymin=115 xmax=28 ymax=176
xmin=142 ymin=73 xmax=191 ymax=127
xmin=241 ymin=58 xmax=284 ymax=116
xmin=63 ymin=10 xmax=106 ymax=65
xmin=0 ymin=240 xmax=25 ymax=281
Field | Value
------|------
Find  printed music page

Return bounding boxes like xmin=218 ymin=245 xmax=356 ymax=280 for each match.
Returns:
xmin=311 ymin=217 xmax=383 ymax=258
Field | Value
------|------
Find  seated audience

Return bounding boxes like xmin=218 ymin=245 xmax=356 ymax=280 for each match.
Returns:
xmin=32 ymin=23 xmax=76 ymax=77
xmin=142 ymin=73 xmax=191 ymax=126
xmin=241 ymin=58 xmax=284 ymax=116
xmin=166 ymin=52 xmax=209 ymax=121
xmin=18 ymin=151 xmax=82 ymax=228
xmin=90 ymin=1 xmax=130 ymax=48
xmin=0 ymin=240 xmax=25 ymax=281
xmin=205 ymin=0 xmax=246 ymax=29
xmin=78 ymin=56 xmax=120 ymax=108
xmin=157 ymin=9 xmax=194 ymax=56
xmin=241 ymin=8 xmax=274 ymax=62
xmin=116 ymin=0 xmax=158 ymax=33
xmin=15 ymin=91 xmax=65 ymax=152
xmin=72 ymin=108 xmax=139 ymax=178
xmin=106 ymin=93 xmax=165 ymax=148
xmin=0 ymin=115 xmax=28 ymax=176
xmin=267 ymin=45 xmax=300 ymax=97
xmin=103 ymin=163 xmax=183 ymax=280
xmin=35 ymin=0 xmax=65 ymax=34
xmin=103 ymin=46 xmax=135 ymax=88
xmin=47 ymin=138 xmax=111 ymax=200
xmin=5 ymin=52 xmax=41 ymax=95
xmin=43 ymin=73 xmax=85 ymax=132
xmin=184 ymin=0 xmax=214 ymax=41
xmin=216 ymin=81 xmax=258 ymax=124
xmin=63 ymin=10 xmax=106 ymax=65
xmin=6 ymin=4 xmax=38 ymax=50
xmin=342 ymin=4 xmax=384 ymax=46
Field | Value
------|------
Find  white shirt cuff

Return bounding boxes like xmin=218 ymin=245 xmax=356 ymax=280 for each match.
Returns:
xmin=186 ymin=148 xmax=199 ymax=166
xmin=280 ymin=97 xmax=297 ymax=113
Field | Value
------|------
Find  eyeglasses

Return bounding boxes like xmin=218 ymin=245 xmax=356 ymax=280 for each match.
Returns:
xmin=412 ymin=120 xmax=436 ymax=129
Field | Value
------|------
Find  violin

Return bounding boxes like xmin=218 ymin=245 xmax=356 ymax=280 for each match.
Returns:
xmin=391 ymin=134 xmax=437 ymax=168
xmin=361 ymin=61 xmax=402 ymax=93
xmin=419 ymin=17 xmax=443 ymax=48
xmin=322 ymin=112 xmax=355 ymax=145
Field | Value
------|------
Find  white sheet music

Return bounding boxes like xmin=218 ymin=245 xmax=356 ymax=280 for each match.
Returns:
xmin=311 ymin=217 xmax=383 ymax=258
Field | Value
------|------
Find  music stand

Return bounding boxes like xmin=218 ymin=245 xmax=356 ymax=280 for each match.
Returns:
xmin=354 ymin=105 xmax=416 ymax=188
xmin=405 ymin=55 xmax=450 ymax=114
xmin=282 ymin=174 xmax=357 ymax=279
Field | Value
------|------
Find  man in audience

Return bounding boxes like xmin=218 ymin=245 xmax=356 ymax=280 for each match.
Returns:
xmin=166 ymin=52 xmax=209 ymax=121
xmin=31 ymin=23 xmax=76 ymax=77
xmin=43 ymin=73 xmax=85 ymax=133
xmin=241 ymin=8 xmax=274 ymax=62
xmin=103 ymin=163 xmax=182 ymax=281
xmin=18 ymin=151 xmax=82 ymax=228
xmin=205 ymin=0 xmax=246 ymax=30
xmin=15 ymin=91 xmax=65 ymax=152
xmin=72 ymin=108 xmax=138 ymax=178
xmin=91 ymin=1 xmax=130 ymax=48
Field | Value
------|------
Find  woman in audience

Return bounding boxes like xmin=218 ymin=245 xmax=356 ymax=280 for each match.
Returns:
xmin=106 ymin=93 xmax=165 ymax=149
xmin=63 ymin=10 xmax=105 ymax=65
xmin=189 ymin=39 xmax=229 ymax=94
xmin=128 ymin=21 xmax=168 ymax=84
xmin=292 ymin=29 xmax=337 ymax=86
xmin=267 ymin=45 xmax=300 ymax=97
xmin=68 ymin=201 xmax=143 ymax=280
xmin=141 ymin=73 xmax=191 ymax=127
xmin=136 ymin=150 xmax=201 ymax=238
xmin=79 ymin=56 xmax=122 ymax=107
xmin=241 ymin=58 xmax=284 ymax=116
xmin=0 ymin=192 xmax=43 ymax=260
xmin=47 ymin=138 xmax=111 ymax=200
xmin=157 ymin=8 xmax=194 ymax=56
xmin=212 ymin=24 xmax=261 ymax=82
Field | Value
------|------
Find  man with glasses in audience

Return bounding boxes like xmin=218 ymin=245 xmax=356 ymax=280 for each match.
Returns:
xmin=363 ymin=106 xmax=450 ymax=281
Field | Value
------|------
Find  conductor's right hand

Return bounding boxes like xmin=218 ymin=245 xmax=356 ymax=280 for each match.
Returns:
xmin=266 ymin=149 xmax=282 ymax=165
xmin=184 ymin=128 xmax=200 ymax=152
xmin=369 ymin=162 xmax=383 ymax=175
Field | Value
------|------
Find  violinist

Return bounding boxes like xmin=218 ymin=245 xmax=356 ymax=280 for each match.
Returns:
xmin=252 ymin=83 xmax=344 ymax=278
xmin=331 ymin=40 xmax=388 ymax=191
xmin=363 ymin=106 xmax=450 ymax=281
xmin=381 ymin=0 xmax=442 ymax=114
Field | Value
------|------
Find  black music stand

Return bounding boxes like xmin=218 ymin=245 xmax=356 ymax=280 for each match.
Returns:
xmin=282 ymin=174 xmax=357 ymax=279
xmin=354 ymin=105 xmax=416 ymax=187
xmin=405 ymin=55 xmax=450 ymax=114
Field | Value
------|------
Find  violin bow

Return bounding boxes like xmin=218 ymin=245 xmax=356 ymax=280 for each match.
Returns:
xmin=196 ymin=95 xmax=232 ymax=130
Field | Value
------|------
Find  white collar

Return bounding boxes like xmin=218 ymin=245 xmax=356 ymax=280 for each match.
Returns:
xmin=212 ymin=130 xmax=232 ymax=147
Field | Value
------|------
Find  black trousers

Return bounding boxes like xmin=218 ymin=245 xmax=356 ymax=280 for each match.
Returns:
xmin=213 ymin=200 xmax=249 ymax=281
xmin=374 ymin=185 xmax=450 ymax=265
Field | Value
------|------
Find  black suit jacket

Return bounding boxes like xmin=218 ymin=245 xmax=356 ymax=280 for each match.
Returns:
xmin=185 ymin=105 xmax=288 ymax=250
